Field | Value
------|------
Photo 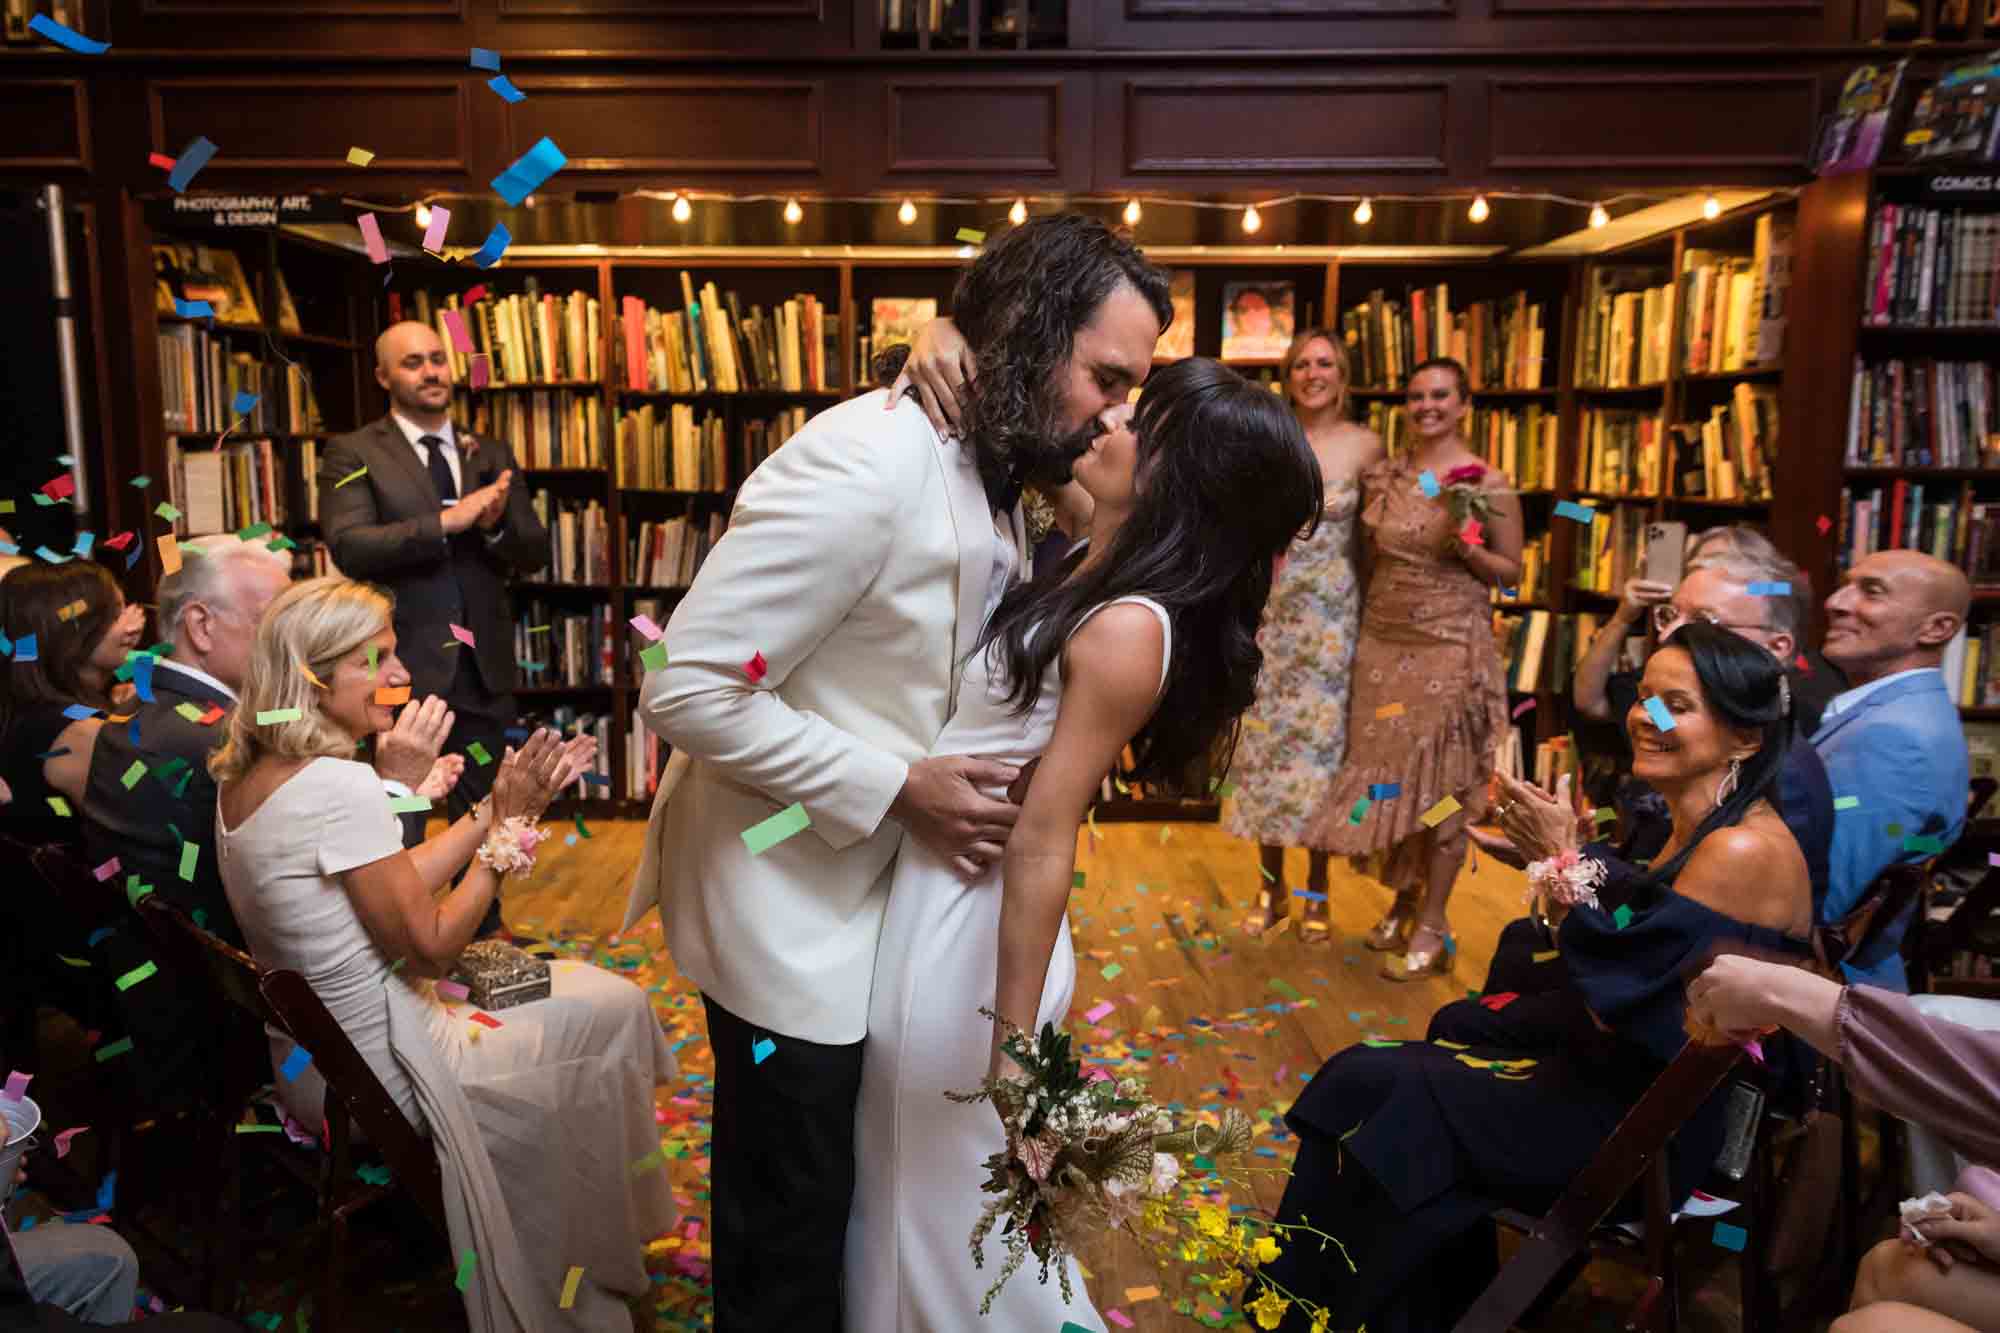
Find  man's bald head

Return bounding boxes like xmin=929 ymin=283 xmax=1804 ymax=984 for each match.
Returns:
xmin=1823 ymin=549 xmax=1971 ymax=686
xmin=374 ymin=319 xmax=454 ymax=425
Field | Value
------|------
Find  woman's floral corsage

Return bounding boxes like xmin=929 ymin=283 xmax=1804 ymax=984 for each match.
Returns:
xmin=475 ymin=815 xmax=548 ymax=876
xmin=1525 ymin=848 xmax=1607 ymax=913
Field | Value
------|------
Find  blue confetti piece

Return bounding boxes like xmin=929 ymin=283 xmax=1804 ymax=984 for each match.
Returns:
xmin=1368 ymin=782 xmax=1401 ymax=799
xmin=490 ymin=136 xmax=566 ymax=206
xmin=28 ymin=13 xmax=109 ymax=54
xmin=1292 ymin=889 xmax=1329 ymax=902
xmin=166 ymin=137 xmax=218 ymax=194
xmin=96 ymin=1170 xmax=116 ymax=1212
xmin=33 ymin=546 xmax=70 ymax=564
xmin=279 ymin=1046 xmax=313 ymax=1082
xmin=125 ymin=535 xmax=143 ymax=572
xmin=127 ymin=717 xmax=140 ymax=747
xmin=1555 ymin=499 xmax=1599 ymax=524
xmin=87 ymin=927 xmax=115 ymax=947
xmin=469 ymin=46 xmax=501 ymax=70
xmin=751 ymin=1036 xmax=776 ymax=1065
xmin=1747 ymin=580 xmax=1792 ymax=596
xmin=133 ymin=655 xmax=156 ymax=704
xmin=1643 ymin=696 xmax=1676 ymax=732
xmin=232 ymin=390 xmax=260 ymax=416
xmin=1712 ymin=1221 xmax=1747 ymax=1252
xmin=173 ymin=298 xmax=215 ymax=320
xmin=487 ymin=74 xmax=526 ymax=103
xmin=471 ymin=223 xmax=513 ymax=270
xmin=0 ymin=543 xmax=15 ymax=557
xmin=504 ymin=727 xmax=531 ymax=742
xmin=580 ymin=772 xmax=612 ymax=787
xmin=1417 ymin=469 xmax=1440 ymax=498
xmin=61 ymin=704 xmax=98 ymax=722
xmin=72 ymin=531 xmax=93 ymax=558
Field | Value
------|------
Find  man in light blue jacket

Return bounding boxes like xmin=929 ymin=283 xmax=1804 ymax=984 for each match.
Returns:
xmin=1814 ymin=549 xmax=1973 ymax=990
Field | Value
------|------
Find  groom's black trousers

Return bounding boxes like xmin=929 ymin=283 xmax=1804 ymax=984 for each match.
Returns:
xmin=702 ymin=993 xmax=866 ymax=1331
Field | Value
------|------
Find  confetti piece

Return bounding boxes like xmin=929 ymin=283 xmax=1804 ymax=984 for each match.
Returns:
xmin=147 ymin=153 xmax=176 ymax=171
xmin=158 ymin=535 xmax=181 ymax=576
xmin=335 ymin=465 xmax=369 ymax=489
xmin=1368 ymin=782 xmax=1401 ymax=800
xmin=745 ymin=651 xmax=768 ymax=683
xmin=467 ymin=742 xmax=494 ymax=767
xmin=358 ymin=213 xmax=389 ymax=265
xmin=1712 ymin=1221 xmax=1747 ymax=1252
xmin=559 ymin=1266 xmax=584 ymax=1310
xmin=470 ymin=46 xmax=501 ymax=70
xmin=155 ymin=500 xmax=182 ymax=522
xmin=435 ymin=980 xmax=470 ymax=1003
xmin=573 ymin=811 xmax=592 ymax=840
xmin=1554 ymin=499 xmax=1598 ymax=524
xmin=166 ymin=137 xmax=217 ymax=193
xmin=178 ymin=840 xmax=199 ymax=882
xmin=1816 ymin=515 xmax=1833 ymax=536
xmin=1459 ymin=516 xmax=1485 ymax=547
xmin=751 ymin=1037 xmax=776 ymax=1064
xmin=1833 ymin=796 xmax=1860 ymax=810
xmin=464 ymin=284 xmax=488 ymax=305
xmin=487 ymin=74 xmax=526 ymax=103
xmin=1101 ymin=962 xmax=1124 ymax=980
xmin=1643 ymin=696 xmax=1676 ymax=732
xmin=1269 ymin=978 xmax=1302 ymax=1001
xmin=455 ymin=1249 xmax=478 ymax=1292
xmin=423 ymin=205 xmax=453 ymax=252
xmin=741 ymin=803 xmax=810 ymax=854
xmin=470 ymin=352 xmax=492 ymax=387
xmin=367 ymin=644 xmax=379 ymax=678
xmin=1613 ymin=904 xmax=1635 ymax=929
xmin=346 ymin=146 xmax=375 ymax=167
xmin=373 ymin=685 xmax=411 ymax=706
xmin=1903 ymin=834 xmax=1945 ymax=855
xmin=46 ymin=796 xmax=71 ymax=817
xmin=1593 ymin=806 xmax=1617 ymax=826
xmin=172 ymin=299 xmax=213 ymax=321
xmin=955 ymin=227 xmax=987 ymax=244
xmin=232 ymin=390 xmax=260 ymax=418
xmin=28 ymin=14 xmax=109 ymax=54
xmin=629 ymin=613 xmax=664 ymax=640
xmin=53 ymin=1126 xmax=88 ymax=1158
xmin=1479 ymin=991 xmax=1518 ymax=1011
xmin=1532 ymin=949 xmax=1561 ymax=962
xmin=491 ymin=136 xmax=567 ymax=206
xmin=1887 ymin=823 xmax=1904 ymax=837
xmin=94 ymin=1037 xmax=133 ymax=1063
xmin=1374 ymin=702 xmax=1406 ymax=720
xmin=1 ymin=1072 xmax=28 ymax=1102
xmin=60 ymin=702 xmax=96 ymax=721
xmin=92 ymin=857 xmax=121 ymax=882
xmin=1105 ymin=1312 xmax=1134 ymax=1330
xmin=1084 ymin=1001 xmax=1116 ymax=1023
xmin=114 ymin=961 xmax=158 ymax=992
xmin=1419 ymin=794 xmax=1462 ymax=827
xmin=256 ymin=708 xmax=302 ymax=725
xmin=280 ymin=1047 xmax=313 ymax=1081
xmin=387 ymin=794 xmax=432 ymax=814
xmin=56 ymin=955 xmax=89 ymax=969
xmin=1348 ymin=797 xmax=1371 ymax=824
xmin=450 ymin=623 xmax=477 ymax=649
xmin=639 ymin=641 xmax=670 ymax=672
xmin=469 ymin=1011 xmax=502 ymax=1029
xmin=1747 ymin=581 xmax=1792 ymax=596
xmin=1417 ymin=470 xmax=1440 ymax=498
xmin=119 ymin=760 xmax=146 ymax=790
xmin=1512 ymin=697 xmax=1537 ymax=718
xmin=1125 ymin=1286 xmax=1159 ymax=1303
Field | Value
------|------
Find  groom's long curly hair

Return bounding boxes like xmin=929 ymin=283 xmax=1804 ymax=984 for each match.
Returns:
xmin=874 ymin=213 xmax=1173 ymax=509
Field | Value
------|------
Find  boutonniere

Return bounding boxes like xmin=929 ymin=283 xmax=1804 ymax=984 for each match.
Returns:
xmin=458 ymin=433 xmax=480 ymax=459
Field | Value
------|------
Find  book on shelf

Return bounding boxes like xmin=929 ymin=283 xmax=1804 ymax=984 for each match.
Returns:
xmin=522 ymin=489 xmax=610 ymax=586
xmin=394 ymin=281 xmax=600 ymax=386
xmin=1221 ymin=282 xmax=1295 ymax=361
xmin=626 ymin=512 xmax=728 ymax=589
xmin=1670 ymin=383 xmax=1778 ymax=502
xmin=520 ymin=705 xmax=614 ymax=798
xmin=456 ymin=387 xmax=603 ymax=470
xmin=1576 ymin=407 xmax=1668 ymax=497
xmin=613 ymin=404 xmax=730 ymax=492
xmin=1576 ymin=265 xmax=1671 ymax=389
xmin=626 ymin=706 xmax=671 ymax=801
xmin=154 ymin=243 xmax=261 ymax=328
xmin=1864 ymin=203 xmax=2000 ymax=328
xmin=1493 ymin=608 xmax=1607 ymax=704
xmin=1837 ymin=480 xmax=2000 ymax=582
xmin=1813 ymin=60 xmax=1911 ymax=175
xmin=158 ymin=324 xmax=321 ymax=434
xmin=164 ymin=437 xmax=287 ymax=539
xmin=1846 ymin=357 xmax=2000 ymax=468
xmin=1341 ymin=287 xmax=1548 ymax=391
xmin=1363 ymin=402 xmax=1553 ymax=480
xmin=1902 ymin=51 xmax=2000 ymax=163
xmin=1679 ymin=215 xmax=1791 ymax=374
xmin=1496 ymin=530 xmax=1554 ymax=606
xmin=1155 ymin=271 xmax=1196 ymax=361
xmin=618 ymin=279 xmax=839 ymax=395
xmin=1570 ymin=503 xmax=1651 ymax=595
xmin=514 ymin=598 xmax=615 ymax=689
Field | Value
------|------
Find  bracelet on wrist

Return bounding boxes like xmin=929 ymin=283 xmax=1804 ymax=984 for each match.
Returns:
xmin=476 ymin=815 xmax=548 ymax=877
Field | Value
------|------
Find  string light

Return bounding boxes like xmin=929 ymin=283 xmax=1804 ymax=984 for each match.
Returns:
xmin=671 ymin=194 xmax=691 ymax=223
xmin=414 ymin=202 xmax=433 ymax=229
xmin=1702 ymin=193 xmax=1722 ymax=221
xmin=1123 ymin=199 xmax=1142 ymax=226
xmin=783 ymin=198 xmax=803 ymax=225
xmin=1353 ymin=198 xmax=1373 ymax=226
xmin=1468 ymin=195 xmax=1490 ymax=223
xmin=1589 ymin=202 xmax=1610 ymax=229
xmin=898 ymin=198 xmax=918 ymax=225
xmin=1241 ymin=204 xmax=1262 ymax=234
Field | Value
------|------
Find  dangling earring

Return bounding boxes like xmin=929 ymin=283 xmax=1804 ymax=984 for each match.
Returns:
xmin=1715 ymin=756 xmax=1743 ymax=807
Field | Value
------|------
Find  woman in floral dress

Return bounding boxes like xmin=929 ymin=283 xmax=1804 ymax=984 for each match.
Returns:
xmin=1227 ymin=329 xmax=1383 ymax=941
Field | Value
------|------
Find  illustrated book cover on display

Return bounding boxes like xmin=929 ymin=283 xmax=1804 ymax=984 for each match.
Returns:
xmin=1812 ymin=60 xmax=1909 ymax=174
xmin=1903 ymin=52 xmax=2000 ymax=162
xmin=1220 ymin=280 xmax=1294 ymax=361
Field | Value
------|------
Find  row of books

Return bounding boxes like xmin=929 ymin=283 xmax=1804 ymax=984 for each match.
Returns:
xmin=1571 ymin=502 xmax=1655 ymax=596
xmin=1864 ymin=205 xmax=2000 ymax=327
xmin=1362 ymin=402 xmax=1557 ymax=478
xmin=1679 ymin=215 xmax=1791 ymax=374
xmin=1576 ymin=265 xmax=1673 ymax=388
xmin=1338 ymin=289 xmax=1550 ymax=391
xmin=1576 ymin=408 xmax=1668 ymax=497
xmin=513 ymin=601 xmax=617 ymax=689
xmin=1943 ymin=623 xmax=2000 ymax=709
xmin=159 ymin=326 xmax=321 ymax=434
xmin=614 ymin=279 xmax=839 ymax=394
xmin=1493 ymin=608 xmax=1606 ymax=697
xmin=627 ymin=511 xmax=729 ymax=589
xmin=518 ymin=705 xmax=615 ymax=797
xmin=1495 ymin=730 xmax=1582 ymax=794
xmin=1496 ymin=530 xmax=1554 ymax=606
xmin=609 ymin=403 xmax=801 ymax=493
xmin=1846 ymin=357 xmax=2000 ymax=468
xmin=1837 ymin=481 xmax=2000 ymax=585
xmin=521 ymin=492 xmax=611 ymax=586
xmin=395 ymin=284 xmax=601 ymax=386
xmin=1683 ymin=386 xmax=1779 ymax=502
xmin=163 ymin=437 xmax=291 ymax=539
xmin=455 ymin=388 xmax=607 ymax=470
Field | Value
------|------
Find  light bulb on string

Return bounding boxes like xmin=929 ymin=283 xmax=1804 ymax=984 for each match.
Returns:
xmin=671 ymin=194 xmax=691 ymax=223
xmin=1468 ymin=194 xmax=1490 ymax=224
xmin=783 ymin=198 xmax=803 ymax=225
xmin=1589 ymin=202 xmax=1610 ymax=229
xmin=1122 ymin=199 xmax=1142 ymax=226
xmin=1353 ymin=198 xmax=1373 ymax=226
xmin=414 ymin=202 xmax=433 ymax=229
xmin=1241 ymin=203 xmax=1262 ymax=234
xmin=1702 ymin=193 xmax=1722 ymax=221
xmin=1008 ymin=198 xmax=1027 ymax=226
xmin=898 ymin=198 xmax=918 ymax=226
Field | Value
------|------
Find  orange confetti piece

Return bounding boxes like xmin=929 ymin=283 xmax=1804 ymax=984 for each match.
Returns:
xmin=159 ymin=534 xmax=181 ymax=576
xmin=1125 ymin=1285 xmax=1160 ymax=1302
xmin=1374 ymin=702 xmax=1405 ymax=720
xmin=373 ymin=685 xmax=412 ymax=706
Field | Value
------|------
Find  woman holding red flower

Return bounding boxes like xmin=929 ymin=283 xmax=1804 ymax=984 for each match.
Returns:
xmin=1310 ymin=357 xmax=1523 ymax=979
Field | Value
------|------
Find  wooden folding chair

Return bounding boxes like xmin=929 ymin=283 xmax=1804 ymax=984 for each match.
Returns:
xmin=150 ymin=898 xmax=446 ymax=1332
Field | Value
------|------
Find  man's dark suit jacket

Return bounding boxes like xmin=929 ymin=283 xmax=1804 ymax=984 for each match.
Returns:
xmin=318 ymin=416 xmax=547 ymax=701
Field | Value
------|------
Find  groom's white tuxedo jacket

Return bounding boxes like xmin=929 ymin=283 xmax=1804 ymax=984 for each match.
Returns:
xmin=622 ymin=389 xmax=1029 ymax=1044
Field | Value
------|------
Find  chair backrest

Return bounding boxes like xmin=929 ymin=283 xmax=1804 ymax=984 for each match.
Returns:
xmin=1813 ymin=861 xmax=1931 ymax=974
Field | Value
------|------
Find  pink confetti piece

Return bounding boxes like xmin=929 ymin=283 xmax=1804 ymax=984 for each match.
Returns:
xmin=1816 ymin=515 xmax=1833 ymax=536
xmin=2 ymin=1071 xmax=29 ymax=1102
xmin=463 ymin=284 xmax=488 ymax=306
xmin=1107 ymin=1311 xmax=1135 ymax=1329
xmin=1741 ymin=1038 xmax=1765 ymax=1065
xmin=422 ymin=204 xmax=452 ymax=252
xmin=1084 ymin=1000 xmax=1115 ymax=1023
xmin=435 ymin=980 xmax=469 ymax=1002
xmin=629 ymin=614 xmax=664 ymax=641
xmin=449 ymin=623 xmax=476 ymax=649
xmin=1084 ymin=1067 xmax=1113 ymax=1083
xmin=1459 ymin=516 xmax=1485 ymax=547
xmin=92 ymin=857 xmax=121 ymax=882
xmin=1512 ymin=697 xmax=1537 ymax=719
xmin=745 ymin=651 xmax=768 ymax=683
xmin=442 ymin=308 xmax=474 ymax=355
xmin=357 ymin=212 xmax=389 ymax=265
xmin=53 ymin=1126 xmax=89 ymax=1159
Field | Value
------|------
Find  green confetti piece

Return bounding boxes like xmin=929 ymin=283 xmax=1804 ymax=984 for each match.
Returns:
xmin=174 ymin=702 xmax=204 ymax=723
xmin=638 ymin=640 xmax=670 ymax=672
xmin=1886 ymin=823 xmax=1904 ymax=837
xmin=1268 ymin=978 xmax=1302 ymax=1001
xmin=178 ymin=840 xmax=199 ymax=882
xmin=573 ymin=811 xmax=592 ymax=840
xmin=627 ymin=1147 xmax=666 ymax=1177
xmin=387 ymin=794 xmax=433 ymax=814
xmin=1903 ymin=834 xmax=1946 ymax=855
xmin=454 ymin=1248 xmax=477 ymax=1292
xmin=267 ymin=535 xmax=296 ymax=552
xmin=1361 ymin=1037 xmax=1404 ymax=1048
xmin=234 ymin=1123 xmax=282 ymax=1134
xmin=94 ymin=1036 xmax=133 ymax=1063
xmin=1072 ymin=870 xmax=1086 ymax=889
xmin=114 ymin=960 xmax=158 ymax=991
xmin=1259 ymin=864 xmax=1277 ymax=883
xmin=1833 ymin=796 xmax=1860 ymax=810
xmin=256 ymin=708 xmax=303 ymax=725
xmin=154 ymin=501 xmax=181 ymax=522
xmin=236 ymin=522 xmax=271 ymax=541
xmin=1613 ymin=904 xmax=1634 ymax=929
xmin=126 ymin=875 xmax=153 ymax=908
xmin=466 ymin=741 xmax=493 ymax=767
xmin=355 ymin=1163 xmax=393 ymax=1186
xmin=741 ymin=802 xmax=810 ymax=854
xmin=119 ymin=759 xmax=146 ymax=790
xmin=1100 ymin=962 xmax=1123 ymax=980
xmin=954 ymin=227 xmax=986 ymax=244
xmin=129 ymin=475 xmax=152 ymax=489
xmin=56 ymin=954 xmax=90 ymax=969
xmin=46 ymin=795 xmax=70 ymax=817
xmin=1348 ymin=797 xmax=1371 ymax=824
xmin=367 ymin=643 xmax=379 ymax=678
xmin=334 ymin=466 xmax=369 ymax=489
xmin=1592 ymin=807 xmax=1617 ymax=826
xmin=192 ymin=907 xmax=207 ymax=928
xmin=1216 ymin=781 xmax=1237 ymax=798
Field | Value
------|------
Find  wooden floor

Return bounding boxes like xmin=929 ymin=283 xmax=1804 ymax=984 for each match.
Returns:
xmin=499 ymin=813 xmax=1762 ymax=1332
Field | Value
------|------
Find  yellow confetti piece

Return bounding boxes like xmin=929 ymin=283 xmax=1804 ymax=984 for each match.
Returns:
xmin=1418 ymin=794 xmax=1462 ymax=828
xmin=346 ymin=146 xmax=375 ymax=166
xmin=1374 ymin=702 xmax=1406 ymax=719
xmin=1159 ymin=825 xmax=1172 ymax=844
xmin=558 ymin=1266 xmax=583 ymax=1310
xmin=1242 ymin=718 xmax=1269 ymax=733
xmin=55 ymin=599 xmax=87 ymax=622
xmin=297 ymin=661 xmax=327 ymax=690
xmin=47 ymin=795 xmax=71 ymax=817
xmin=1432 ymin=1038 xmax=1469 ymax=1050
xmin=1532 ymin=949 xmax=1561 ymax=963
xmin=335 ymin=465 xmax=369 ymax=489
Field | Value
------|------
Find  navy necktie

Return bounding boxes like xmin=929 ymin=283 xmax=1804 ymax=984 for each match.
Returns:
xmin=419 ymin=434 xmax=458 ymax=503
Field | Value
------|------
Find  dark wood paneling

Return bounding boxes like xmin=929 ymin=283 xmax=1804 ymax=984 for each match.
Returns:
xmin=497 ymin=0 xmax=818 ymax=12
xmin=851 ymin=72 xmax=1088 ymax=191
xmin=1487 ymin=74 xmax=1819 ymax=170
xmin=0 ymin=81 xmax=91 ymax=172
xmin=1492 ymin=0 xmax=1818 ymax=10
xmin=1110 ymin=74 xmax=1448 ymax=182
xmin=1127 ymin=0 xmax=1451 ymax=13
xmin=1098 ymin=0 xmax=1857 ymax=48
xmin=140 ymin=0 xmax=461 ymax=12
xmin=147 ymin=78 xmax=469 ymax=171
xmin=501 ymin=77 xmax=826 ymax=181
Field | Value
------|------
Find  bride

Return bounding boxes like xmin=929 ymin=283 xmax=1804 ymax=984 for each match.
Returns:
xmin=847 ymin=354 xmax=1324 ymax=1328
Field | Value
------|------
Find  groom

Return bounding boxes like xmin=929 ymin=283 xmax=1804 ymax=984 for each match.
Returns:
xmin=623 ymin=213 xmax=1169 ymax=1328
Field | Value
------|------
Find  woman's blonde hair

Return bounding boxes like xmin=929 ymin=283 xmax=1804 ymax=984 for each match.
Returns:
xmin=1278 ymin=327 xmax=1352 ymax=419
xmin=209 ymin=576 xmax=395 ymax=784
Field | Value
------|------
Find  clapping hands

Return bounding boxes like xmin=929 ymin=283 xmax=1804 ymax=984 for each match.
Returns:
xmin=490 ymin=728 xmax=598 ymax=823
xmin=376 ymin=694 xmax=457 ymax=790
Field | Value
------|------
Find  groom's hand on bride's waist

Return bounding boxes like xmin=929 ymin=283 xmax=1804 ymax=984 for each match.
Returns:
xmin=890 ymin=754 xmax=1022 ymax=878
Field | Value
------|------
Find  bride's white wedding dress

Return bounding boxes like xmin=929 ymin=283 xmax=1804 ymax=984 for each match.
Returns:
xmin=846 ymin=595 xmax=1171 ymax=1332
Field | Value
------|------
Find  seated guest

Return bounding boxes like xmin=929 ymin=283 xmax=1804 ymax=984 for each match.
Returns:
xmin=210 ymin=576 xmax=676 ymax=1329
xmin=0 ymin=562 xmax=144 ymax=842
xmin=1686 ymin=954 xmax=2000 ymax=1333
xmin=1253 ymin=625 xmax=1812 ymax=1332
xmin=1816 ymin=550 xmax=1971 ymax=990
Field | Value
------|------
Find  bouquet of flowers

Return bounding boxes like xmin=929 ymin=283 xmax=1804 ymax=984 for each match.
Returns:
xmin=948 ymin=1009 xmax=1253 ymax=1314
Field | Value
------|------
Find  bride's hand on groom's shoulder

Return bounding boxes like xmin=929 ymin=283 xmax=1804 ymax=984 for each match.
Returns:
xmin=891 ymin=754 xmax=1021 ymax=877
xmin=888 ymin=317 xmax=974 ymax=436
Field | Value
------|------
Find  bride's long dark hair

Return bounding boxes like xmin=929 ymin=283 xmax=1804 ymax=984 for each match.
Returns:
xmin=976 ymin=357 xmax=1323 ymax=788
